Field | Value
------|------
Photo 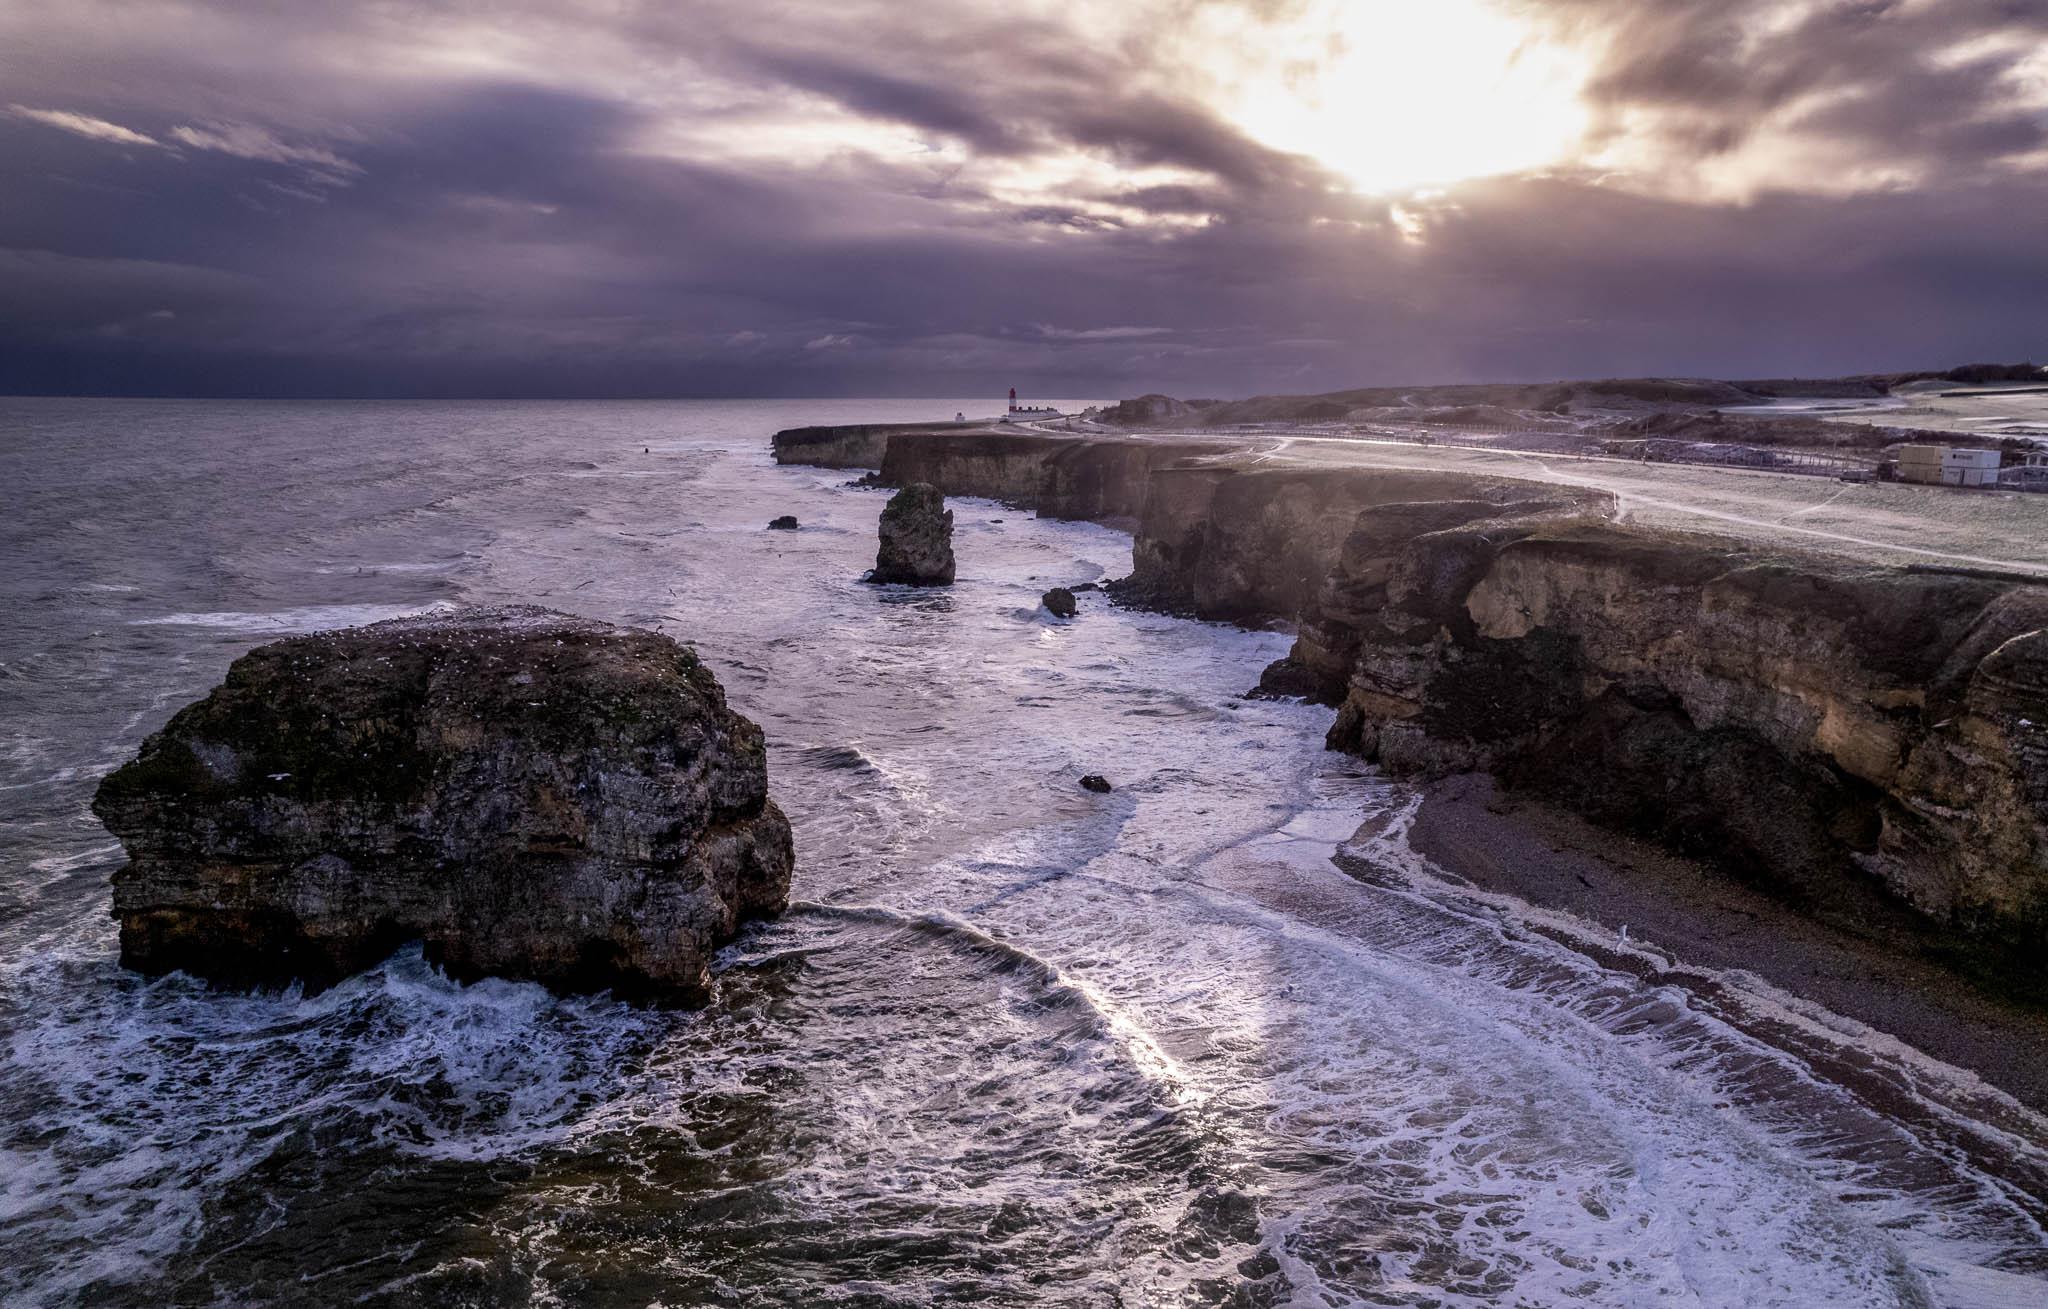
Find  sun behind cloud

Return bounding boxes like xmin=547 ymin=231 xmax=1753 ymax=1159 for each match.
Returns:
xmin=1175 ymin=0 xmax=1593 ymax=195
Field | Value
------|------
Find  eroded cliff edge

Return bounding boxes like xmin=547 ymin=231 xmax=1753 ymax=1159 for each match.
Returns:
xmin=775 ymin=423 xmax=2048 ymax=989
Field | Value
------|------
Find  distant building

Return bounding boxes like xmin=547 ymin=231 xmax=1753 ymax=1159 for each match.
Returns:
xmin=1943 ymin=448 xmax=2001 ymax=487
xmin=1897 ymin=445 xmax=1945 ymax=484
xmin=1898 ymin=445 xmax=2000 ymax=487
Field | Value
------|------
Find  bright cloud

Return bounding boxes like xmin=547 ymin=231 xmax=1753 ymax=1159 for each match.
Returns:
xmin=169 ymin=123 xmax=361 ymax=181
xmin=1174 ymin=0 xmax=1595 ymax=195
xmin=7 ymin=104 xmax=159 ymax=147
xmin=0 ymin=1 xmax=2041 ymax=398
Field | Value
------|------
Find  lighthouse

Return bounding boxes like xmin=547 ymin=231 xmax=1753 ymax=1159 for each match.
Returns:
xmin=1003 ymin=386 xmax=1059 ymax=423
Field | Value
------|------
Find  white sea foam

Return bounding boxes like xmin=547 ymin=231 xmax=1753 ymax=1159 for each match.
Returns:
xmin=129 ymin=600 xmax=455 ymax=632
xmin=6 ymin=398 xmax=2043 ymax=1306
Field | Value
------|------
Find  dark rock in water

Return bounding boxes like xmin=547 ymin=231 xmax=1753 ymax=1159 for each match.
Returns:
xmin=91 ymin=605 xmax=794 ymax=1005
xmin=1249 ymin=656 xmax=1322 ymax=700
xmin=1079 ymin=774 xmax=1113 ymax=793
xmin=1042 ymin=587 xmax=1077 ymax=618
xmin=1070 ymin=581 xmax=1101 ymax=593
xmin=767 ymin=515 xmax=799 ymax=530
xmin=871 ymin=482 xmax=955 ymax=586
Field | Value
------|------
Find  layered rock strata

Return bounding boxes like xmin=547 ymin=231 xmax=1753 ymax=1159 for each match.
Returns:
xmin=92 ymin=605 xmax=794 ymax=1004
xmin=774 ymin=424 xmax=2048 ymax=977
xmin=1324 ymin=525 xmax=2048 ymax=949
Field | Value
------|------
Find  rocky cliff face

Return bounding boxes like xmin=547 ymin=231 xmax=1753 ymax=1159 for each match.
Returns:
xmin=876 ymin=431 xmax=1216 ymax=529
xmin=1307 ymin=519 xmax=2048 ymax=965
xmin=787 ymin=426 xmax=1596 ymax=613
xmin=93 ymin=605 xmax=794 ymax=1004
xmin=773 ymin=423 xmax=2048 ymax=977
xmin=771 ymin=423 xmax=942 ymax=469
xmin=1125 ymin=465 xmax=1607 ymax=623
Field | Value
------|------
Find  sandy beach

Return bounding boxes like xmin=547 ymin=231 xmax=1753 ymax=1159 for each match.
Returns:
xmin=1393 ymin=771 xmax=2048 ymax=1113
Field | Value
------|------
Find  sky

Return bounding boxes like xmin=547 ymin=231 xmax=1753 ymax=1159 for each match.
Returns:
xmin=1 ymin=0 xmax=2045 ymax=400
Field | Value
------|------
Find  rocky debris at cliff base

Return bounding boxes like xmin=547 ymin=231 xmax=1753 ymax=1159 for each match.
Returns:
xmin=870 ymin=483 xmax=955 ymax=586
xmin=1042 ymin=587 xmax=1077 ymax=618
xmin=1248 ymin=656 xmax=1326 ymax=701
xmin=91 ymin=604 xmax=794 ymax=1006
xmin=767 ymin=515 xmax=799 ymax=530
xmin=1079 ymin=774 xmax=1113 ymax=793
xmin=1103 ymin=573 xmax=1196 ymax=617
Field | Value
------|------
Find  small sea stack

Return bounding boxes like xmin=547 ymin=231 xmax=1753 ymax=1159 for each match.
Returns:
xmin=91 ymin=605 xmax=794 ymax=1005
xmin=871 ymin=482 xmax=955 ymax=585
xmin=1042 ymin=587 xmax=1077 ymax=618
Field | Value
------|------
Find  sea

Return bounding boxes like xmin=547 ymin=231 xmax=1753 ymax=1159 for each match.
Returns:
xmin=1 ymin=396 xmax=2044 ymax=1307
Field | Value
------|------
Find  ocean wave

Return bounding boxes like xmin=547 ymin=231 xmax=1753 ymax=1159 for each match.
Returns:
xmin=128 ymin=601 xmax=456 ymax=632
xmin=0 ymin=946 xmax=668 ymax=1306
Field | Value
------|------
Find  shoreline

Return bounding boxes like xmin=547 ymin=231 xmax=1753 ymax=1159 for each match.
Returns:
xmin=771 ymin=418 xmax=2048 ymax=1079
xmin=1393 ymin=772 xmax=2048 ymax=1113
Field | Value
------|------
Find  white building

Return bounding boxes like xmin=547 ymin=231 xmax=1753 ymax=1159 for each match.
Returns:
xmin=1942 ymin=447 xmax=2001 ymax=488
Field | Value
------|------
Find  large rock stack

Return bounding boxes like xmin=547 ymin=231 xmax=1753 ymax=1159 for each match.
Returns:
xmin=92 ymin=605 xmax=794 ymax=1005
xmin=871 ymin=482 xmax=955 ymax=585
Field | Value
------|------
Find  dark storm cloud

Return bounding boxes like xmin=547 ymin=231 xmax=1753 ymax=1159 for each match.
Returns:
xmin=1523 ymin=0 xmax=2048 ymax=176
xmin=734 ymin=50 xmax=1034 ymax=156
xmin=716 ymin=20 xmax=1316 ymax=191
xmin=0 ymin=0 xmax=2042 ymax=399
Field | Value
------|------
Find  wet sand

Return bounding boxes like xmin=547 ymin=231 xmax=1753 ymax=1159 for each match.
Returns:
xmin=1401 ymin=772 xmax=2048 ymax=1113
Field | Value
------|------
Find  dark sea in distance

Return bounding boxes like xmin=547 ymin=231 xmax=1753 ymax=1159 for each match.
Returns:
xmin=1 ymin=396 xmax=2044 ymax=1307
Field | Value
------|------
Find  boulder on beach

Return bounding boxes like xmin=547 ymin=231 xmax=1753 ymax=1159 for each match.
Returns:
xmin=1042 ymin=587 xmax=1077 ymax=618
xmin=767 ymin=515 xmax=800 ymax=530
xmin=871 ymin=482 xmax=955 ymax=585
xmin=91 ymin=605 xmax=794 ymax=1005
